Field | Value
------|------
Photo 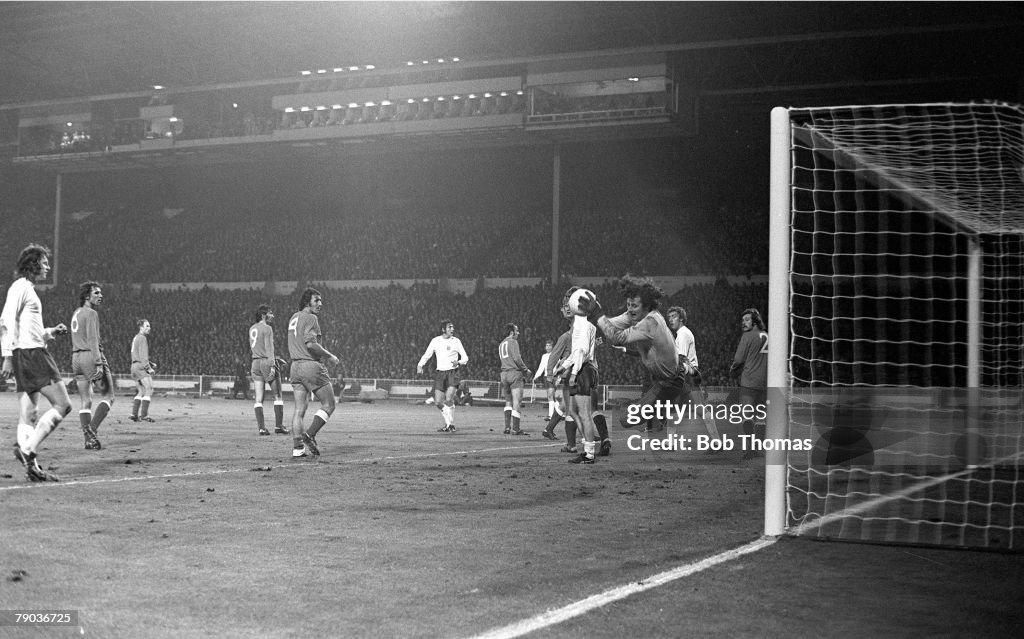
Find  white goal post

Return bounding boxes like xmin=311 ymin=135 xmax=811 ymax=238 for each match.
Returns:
xmin=767 ymin=102 xmax=1024 ymax=550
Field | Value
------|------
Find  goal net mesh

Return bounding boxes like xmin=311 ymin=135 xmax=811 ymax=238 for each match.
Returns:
xmin=782 ymin=102 xmax=1024 ymax=550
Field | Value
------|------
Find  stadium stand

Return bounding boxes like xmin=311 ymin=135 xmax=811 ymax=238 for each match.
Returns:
xmin=33 ymin=281 xmax=766 ymax=386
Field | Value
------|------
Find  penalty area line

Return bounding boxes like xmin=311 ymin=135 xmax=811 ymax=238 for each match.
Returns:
xmin=0 ymin=442 xmax=558 ymax=492
xmin=467 ymin=536 xmax=777 ymax=639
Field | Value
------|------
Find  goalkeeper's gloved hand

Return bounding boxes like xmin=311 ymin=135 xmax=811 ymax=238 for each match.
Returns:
xmin=91 ymin=365 xmax=106 ymax=382
xmin=574 ymin=292 xmax=605 ymax=324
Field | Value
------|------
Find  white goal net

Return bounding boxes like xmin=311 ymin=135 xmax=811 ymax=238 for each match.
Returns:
xmin=768 ymin=102 xmax=1024 ymax=550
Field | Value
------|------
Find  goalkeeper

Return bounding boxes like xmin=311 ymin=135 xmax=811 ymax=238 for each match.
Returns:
xmin=574 ymin=275 xmax=689 ymax=435
xmin=248 ymin=304 xmax=287 ymax=435
xmin=70 ymin=281 xmax=114 ymax=450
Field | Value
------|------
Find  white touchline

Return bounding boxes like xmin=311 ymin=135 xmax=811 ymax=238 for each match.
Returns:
xmin=0 ymin=443 xmax=560 ymax=492
xmin=468 ymin=536 xmax=778 ymax=639
xmin=790 ymin=450 xmax=1024 ymax=537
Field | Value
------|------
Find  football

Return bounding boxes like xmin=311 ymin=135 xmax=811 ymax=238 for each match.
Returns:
xmin=567 ymin=288 xmax=595 ymax=316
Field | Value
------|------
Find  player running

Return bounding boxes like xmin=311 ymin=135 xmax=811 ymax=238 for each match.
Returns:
xmin=2 ymin=244 xmax=71 ymax=482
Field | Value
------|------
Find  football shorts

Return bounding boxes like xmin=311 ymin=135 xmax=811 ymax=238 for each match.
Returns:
xmin=12 ymin=348 xmax=62 ymax=394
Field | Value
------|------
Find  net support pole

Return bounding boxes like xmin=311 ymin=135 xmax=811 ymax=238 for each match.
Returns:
xmin=551 ymin=143 xmax=561 ymax=284
xmin=53 ymin=172 xmax=63 ymax=286
xmin=967 ymin=240 xmax=981 ymax=467
xmin=765 ymin=106 xmax=791 ymax=537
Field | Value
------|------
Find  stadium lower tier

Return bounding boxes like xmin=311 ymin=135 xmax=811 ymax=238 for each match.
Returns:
xmin=33 ymin=280 xmax=767 ymax=387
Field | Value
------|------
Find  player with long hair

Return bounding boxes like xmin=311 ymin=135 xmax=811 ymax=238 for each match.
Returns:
xmin=70 ymin=280 xmax=114 ymax=449
xmin=287 ymin=287 xmax=342 ymax=459
xmin=730 ymin=307 xmax=768 ymax=459
xmin=575 ymin=275 xmax=688 ymax=436
xmin=2 ymin=244 xmax=71 ymax=481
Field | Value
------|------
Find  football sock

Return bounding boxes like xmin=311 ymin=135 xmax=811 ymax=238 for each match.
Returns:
xmin=17 ymin=423 xmax=33 ymax=452
xmin=511 ymin=410 xmax=521 ymax=431
xmin=131 ymin=398 xmax=141 ymax=418
xmin=91 ymin=400 xmax=111 ymax=433
xmin=79 ymin=409 xmax=92 ymax=429
xmin=254 ymin=404 xmax=265 ymax=430
xmin=273 ymin=400 xmax=285 ymax=427
xmin=26 ymin=408 xmax=64 ymax=454
xmin=583 ymin=440 xmax=596 ymax=460
xmin=564 ymin=421 xmax=577 ymax=447
xmin=594 ymin=413 xmax=608 ymax=442
xmin=307 ymin=409 xmax=329 ymax=438
xmin=140 ymin=397 xmax=151 ymax=418
xmin=545 ymin=411 xmax=562 ymax=434
xmin=503 ymin=407 xmax=512 ymax=430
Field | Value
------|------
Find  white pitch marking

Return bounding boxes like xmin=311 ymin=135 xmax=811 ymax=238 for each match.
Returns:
xmin=468 ymin=536 xmax=777 ymax=639
xmin=0 ymin=443 xmax=560 ymax=492
xmin=792 ymin=450 xmax=1024 ymax=537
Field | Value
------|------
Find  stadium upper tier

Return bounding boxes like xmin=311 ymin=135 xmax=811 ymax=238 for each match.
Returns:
xmin=0 ymin=194 xmax=767 ymax=283
xmin=0 ymin=125 xmax=768 ymax=285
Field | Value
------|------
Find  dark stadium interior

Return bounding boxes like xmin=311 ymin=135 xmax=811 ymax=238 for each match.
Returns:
xmin=0 ymin=2 xmax=1022 ymax=387
xmin=2 ymin=5 xmax=1024 ymax=636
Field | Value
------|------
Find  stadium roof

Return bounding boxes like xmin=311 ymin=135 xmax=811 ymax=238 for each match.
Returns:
xmin=1 ymin=1 xmax=1022 ymax=108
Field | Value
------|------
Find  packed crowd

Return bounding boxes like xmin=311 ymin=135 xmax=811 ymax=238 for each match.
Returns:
xmin=34 ymin=280 xmax=767 ymax=387
xmin=0 ymin=202 xmax=765 ymax=286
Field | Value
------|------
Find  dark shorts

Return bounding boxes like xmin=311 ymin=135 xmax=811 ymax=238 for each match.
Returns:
xmin=12 ymin=348 xmax=62 ymax=394
xmin=290 ymin=359 xmax=332 ymax=394
xmin=72 ymin=351 xmax=100 ymax=381
xmin=569 ymin=362 xmax=599 ymax=397
xmin=251 ymin=358 xmax=275 ymax=382
xmin=620 ymin=361 xmax=689 ymax=427
xmin=500 ymin=369 xmax=525 ymax=395
xmin=737 ymin=386 xmax=767 ymax=421
xmin=72 ymin=351 xmax=112 ymax=394
xmin=131 ymin=362 xmax=152 ymax=382
xmin=433 ymin=368 xmax=460 ymax=393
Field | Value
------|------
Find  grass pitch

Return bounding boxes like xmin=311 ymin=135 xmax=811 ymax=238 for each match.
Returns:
xmin=1 ymin=395 xmax=1021 ymax=638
